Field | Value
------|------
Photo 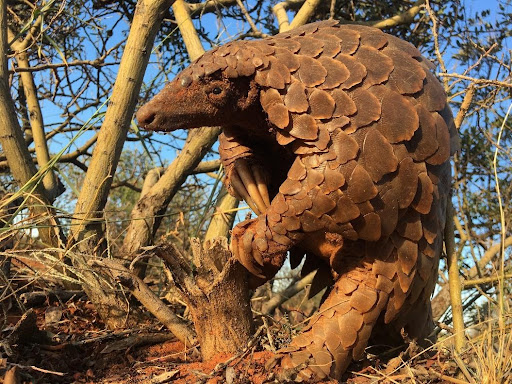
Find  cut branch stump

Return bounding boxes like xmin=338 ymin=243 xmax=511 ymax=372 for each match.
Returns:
xmin=155 ymin=237 xmax=254 ymax=360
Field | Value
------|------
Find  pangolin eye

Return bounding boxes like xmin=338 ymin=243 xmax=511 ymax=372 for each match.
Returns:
xmin=212 ymin=87 xmax=222 ymax=95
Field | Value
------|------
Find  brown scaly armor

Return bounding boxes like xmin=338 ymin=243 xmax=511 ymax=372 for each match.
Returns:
xmin=137 ymin=20 xmax=458 ymax=381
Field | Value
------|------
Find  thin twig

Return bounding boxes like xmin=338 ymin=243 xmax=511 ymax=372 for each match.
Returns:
xmin=209 ymin=325 xmax=265 ymax=377
xmin=493 ymin=101 xmax=512 ymax=334
xmin=428 ymin=369 xmax=471 ymax=384
xmin=439 ymin=73 xmax=512 ymax=88
xmin=9 ymin=363 xmax=65 ymax=376
xmin=235 ymin=0 xmax=265 ymax=37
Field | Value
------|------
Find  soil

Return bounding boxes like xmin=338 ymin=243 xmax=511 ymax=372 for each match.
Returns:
xmin=1 ymin=298 xmax=460 ymax=383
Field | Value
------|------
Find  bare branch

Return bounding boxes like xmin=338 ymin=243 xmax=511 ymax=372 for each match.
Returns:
xmin=273 ymin=0 xmax=302 ymax=32
xmin=187 ymin=0 xmax=237 ymax=16
xmin=432 ymin=236 xmax=512 ymax=320
xmin=288 ymin=0 xmax=322 ymax=31
xmin=439 ymin=73 xmax=512 ymax=89
xmin=235 ymin=0 xmax=263 ymax=36
xmin=454 ymin=86 xmax=475 ymax=130
xmin=89 ymin=257 xmax=197 ymax=346
xmin=262 ymin=271 xmax=315 ymax=315
xmin=445 ymin=200 xmax=465 ymax=352
xmin=8 ymin=28 xmax=60 ymax=199
xmin=204 ymin=187 xmax=238 ymax=241
xmin=371 ymin=0 xmax=425 ymax=29
xmin=69 ymin=0 xmax=176 ymax=329
xmin=172 ymin=0 xmax=204 ymax=61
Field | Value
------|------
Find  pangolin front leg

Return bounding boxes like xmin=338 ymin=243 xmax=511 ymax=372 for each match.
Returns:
xmin=219 ymin=129 xmax=271 ymax=216
xmin=219 ymin=129 xmax=301 ymax=279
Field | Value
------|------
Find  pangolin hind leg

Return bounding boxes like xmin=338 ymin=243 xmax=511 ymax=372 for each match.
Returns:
xmin=279 ymin=264 xmax=390 ymax=381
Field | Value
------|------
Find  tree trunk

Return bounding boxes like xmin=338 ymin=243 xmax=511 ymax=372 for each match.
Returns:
xmin=156 ymin=238 xmax=254 ymax=360
xmin=0 ymin=1 xmax=62 ymax=248
xmin=122 ymin=0 xmax=221 ymax=264
xmin=68 ymin=0 xmax=174 ymax=329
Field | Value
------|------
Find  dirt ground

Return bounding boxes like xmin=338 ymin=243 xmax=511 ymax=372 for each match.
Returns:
xmin=0 ymin=295 xmax=466 ymax=384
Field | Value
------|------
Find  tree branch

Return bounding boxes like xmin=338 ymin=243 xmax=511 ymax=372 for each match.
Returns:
xmin=432 ymin=236 xmax=512 ymax=320
xmin=438 ymin=73 xmax=512 ymax=88
xmin=69 ymin=0 xmax=176 ymax=329
xmin=288 ymin=0 xmax=322 ymax=31
xmin=88 ymin=257 xmax=197 ymax=346
xmin=204 ymin=187 xmax=238 ymax=241
xmin=8 ymin=28 xmax=60 ymax=200
xmin=0 ymin=0 xmax=62 ymax=247
xmin=445 ymin=200 xmax=465 ymax=352
xmin=262 ymin=271 xmax=315 ymax=315
xmin=370 ymin=0 xmax=425 ymax=29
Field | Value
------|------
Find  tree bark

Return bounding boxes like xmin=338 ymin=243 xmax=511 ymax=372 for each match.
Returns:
xmin=156 ymin=238 xmax=254 ymax=360
xmin=204 ymin=187 xmax=238 ymax=241
xmin=0 ymin=0 xmax=61 ymax=248
xmin=121 ymin=0 xmax=220 ymax=262
xmin=68 ymin=0 xmax=174 ymax=329
xmin=8 ymin=27 xmax=61 ymax=201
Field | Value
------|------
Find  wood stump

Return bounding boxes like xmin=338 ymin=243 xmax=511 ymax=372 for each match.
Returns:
xmin=157 ymin=237 xmax=254 ymax=360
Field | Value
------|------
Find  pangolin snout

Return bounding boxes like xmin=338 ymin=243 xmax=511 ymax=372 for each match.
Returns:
xmin=136 ymin=103 xmax=157 ymax=130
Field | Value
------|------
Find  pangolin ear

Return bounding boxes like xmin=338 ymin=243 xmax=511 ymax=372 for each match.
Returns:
xmin=239 ymin=79 xmax=260 ymax=110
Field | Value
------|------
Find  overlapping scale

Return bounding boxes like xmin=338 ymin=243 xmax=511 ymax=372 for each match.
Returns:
xmin=384 ymin=48 xmax=426 ymax=95
xmin=284 ymin=80 xmax=309 ymax=113
xmin=347 ymin=24 xmax=388 ymax=49
xmin=331 ymin=89 xmax=357 ymax=118
xmin=267 ymin=104 xmax=290 ymax=129
xmin=360 ymin=129 xmax=399 ymax=182
xmin=353 ymin=46 xmax=394 ymax=87
xmin=328 ymin=191 xmax=360 ymax=224
xmin=331 ymin=27 xmax=360 ymax=54
xmin=297 ymin=56 xmax=327 ymax=87
xmin=353 ymin=212 xmax=381 ymax=241
xmin=397 ymin=210 xmax=423 ymax=242
xmin=260 ymin=88 xmax=282 ymax=111
xmin=317 ymin=57 xmax=350 ymax=90
xmin=298 ymin=36 xmax=325 ymax=57
xmin=371 ymin=86 xmax=419 ymax=143
xmin=273 ymin=47 xmax=301 ymax=72
xmin=289 ymin=113 xmax=319 ymax=140
xmin=414 ymin=69 xmax=447 ymax=112
xmin=412 ymin=172 xmax=434 ymax=214
xmin=308 ymin=88 xmax=335 ymax=119
xmin=396 ymin=236 xmax=419 ymax=275
xmin=335 ymin=54 xmax=367 ymax=89
xmin=312 ymin=32 xmax=342 ymax=57
xmin=321 ymin=167 xmax=345 ymax=193
xmin=272 ymin=37 xmax=301 ymax=53
xmin=406 ymin=104 xmax=439 ymax=161
xmin=426 ymin=113 xmax=451 ymax=165
xmin=330 ymin=130 xmax=359 ymax=164
xmin=348 ymin=88 xmax=382 ymax=132
xmin=387 ymin=37 xmax=423 ymax=59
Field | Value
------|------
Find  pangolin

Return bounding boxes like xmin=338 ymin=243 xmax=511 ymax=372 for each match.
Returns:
xmin=137 ymin=20 xmax=458 ymax=381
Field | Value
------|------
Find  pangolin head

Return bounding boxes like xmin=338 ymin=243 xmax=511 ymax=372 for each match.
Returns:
xmin=136 ymin=41 xmax=263 ymax=132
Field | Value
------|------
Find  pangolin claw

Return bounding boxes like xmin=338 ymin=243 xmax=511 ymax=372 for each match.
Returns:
xmin=230 ymin=223 xmax=265 ymax=278
xmin=232 ymin=159 xmax=271 ymax=215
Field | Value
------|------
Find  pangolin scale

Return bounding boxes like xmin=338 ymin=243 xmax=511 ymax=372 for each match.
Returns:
xmin=137 ymin=20 xmax=458 ymax=381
